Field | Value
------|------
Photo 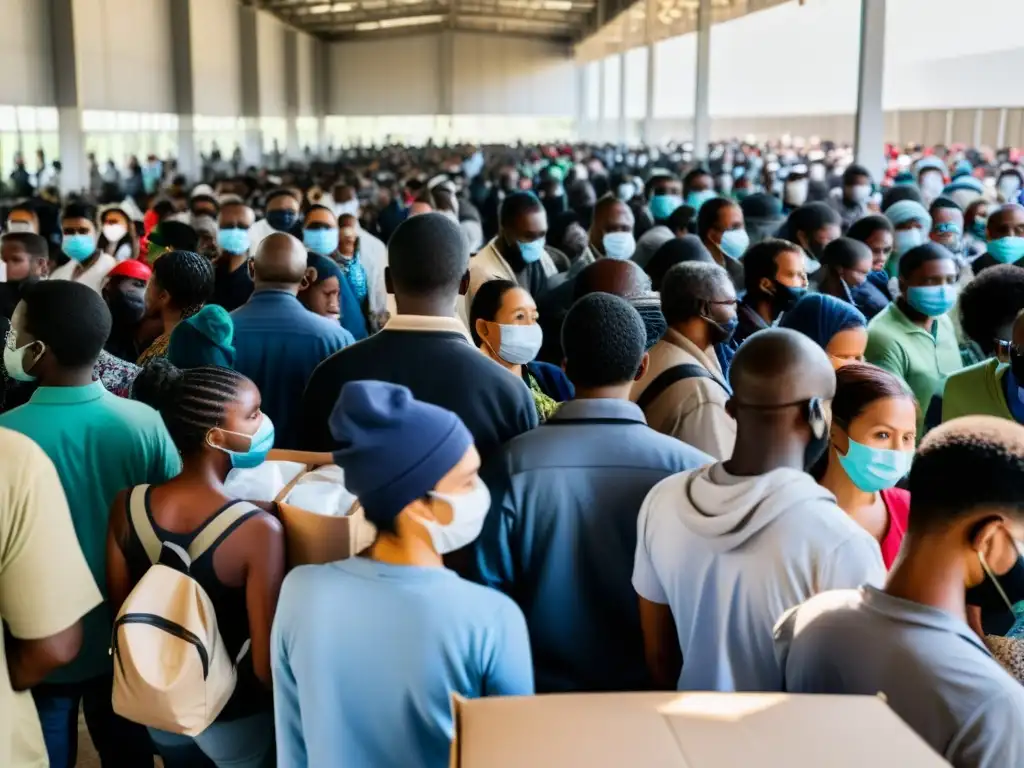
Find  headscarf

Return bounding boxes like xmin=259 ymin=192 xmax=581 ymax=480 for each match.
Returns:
xmin=884 ymin=200 xmax=932 ymax=233
xmin=779 ymin=293 xmax=867 ymax=351
xmin=306 ymin=252 xmax=369 ymax=341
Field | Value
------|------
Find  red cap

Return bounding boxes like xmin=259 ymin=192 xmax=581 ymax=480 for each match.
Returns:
xmin=107 ymin=259 xmax=153 ymax=282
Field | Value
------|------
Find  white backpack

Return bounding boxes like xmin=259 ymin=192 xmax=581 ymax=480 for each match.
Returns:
xmin=111 ymin=485 xmax=256 ymax=736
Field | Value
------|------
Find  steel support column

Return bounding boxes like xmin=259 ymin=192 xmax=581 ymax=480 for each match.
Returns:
xmin=853 ymin=0 xmax=887 ymax=181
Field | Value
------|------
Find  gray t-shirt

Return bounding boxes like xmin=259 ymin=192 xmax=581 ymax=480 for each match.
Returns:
xmin=775 ymin=586 xmax=1024 ymax=767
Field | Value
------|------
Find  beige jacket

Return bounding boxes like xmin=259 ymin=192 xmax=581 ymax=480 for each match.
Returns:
xmin=630 ymin=328 xmax=736 ymax=460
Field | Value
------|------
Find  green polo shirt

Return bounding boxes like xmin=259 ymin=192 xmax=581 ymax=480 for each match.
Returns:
xmin=0 ymin=381 xmax=180 ymax=683
xmin=865 ymin=302 xmax=963 ymax=434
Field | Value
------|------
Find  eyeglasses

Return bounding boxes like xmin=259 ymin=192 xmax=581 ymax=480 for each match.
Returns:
xmin=707 ymin=299 xmax=739 ymax=307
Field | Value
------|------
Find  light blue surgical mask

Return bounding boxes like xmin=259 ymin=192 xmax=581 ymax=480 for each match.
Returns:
xmin=986 ymin=236 xmax=1024 ymax=265
xmin=906 ymin=284 xmax=958 ymax=317
xmin=490 ymin=322 xmax=543 ymax=365
xmin=62 ymin=233 xmax=96 ymax=262
xmin=649 ymin=194 xmax=682 ymax=221
xmin=718 ymin=229 xmax=750 ymax=260
xmin=210 ymin=415 xmax=275 ymax=470
xmin=217 ymin=227 xmax=251 ymax=255
xmin=685 ymin=189 xmax=717 ymax=212
xmin=517 ymin=238 xmax=547 ymax=264
xmin=304 ymin=227 xmax=339 ymax=256
xmin=894 ymin=228 xmax=924 ymax=256
xmin=838 ymin=436 xmax=913 ymax=494
xmin=602 ymin=231 xmax=636 ymax=261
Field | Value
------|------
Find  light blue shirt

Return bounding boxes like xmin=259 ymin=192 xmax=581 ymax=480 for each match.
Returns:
xmin=271 ymin=557 xmax=533 ymax=768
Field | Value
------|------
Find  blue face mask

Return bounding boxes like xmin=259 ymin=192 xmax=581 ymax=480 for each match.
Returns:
xmin=602 ymin=231 xmax=636 ymax=261
xmin=304 ymin=227 xmax=340 ymax=256
xmin=971 ymin=218 xmax=988 ymax=239
xmin=649 ymin=194 xmax=683 ymax=221
xmin=217 ymin=227 xmax=251 ymax=255
xmin=517 ymin=238 xmax=547 ymax=264
xmin=838 ymin=436 xmax=913 ymax=494
xmin=210 ymin=415 xmax=275 ymax=470
xmin=62 ymin=233 xmax=96 ymax=262
xmin=894 ymin=228 xmax=924 ymax=256
xmin=906 ymin=284 xmax=958 ymax=317
xmin=987 ymin=236 xmax=1024 ymax=265
xmin=718 ymin=229 xmax=750 ymax=260
xmin=492 ymin=323 xmax=543 ymax=365
xmin=685 ymin=190 xmax=717 ymax=212
xmin=266 ymin=209 xmax=298 ymax=232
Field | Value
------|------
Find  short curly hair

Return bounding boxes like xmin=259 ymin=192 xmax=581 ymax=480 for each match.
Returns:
xmin=152 ymin=250 xmax=215 ymax=315
xmin=562 ymin=292 xmax=646 ymax=388
xmin=958 ymin=264 xmax=1024 ymax=355
xmin=22 ymin=280 xmax=111 ymax=368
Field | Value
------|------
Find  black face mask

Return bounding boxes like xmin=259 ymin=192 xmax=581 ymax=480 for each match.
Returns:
xmin=107 ymin=291 xmax=146 ymax=328
xmin=967 ymin=549 xmax=1024 ymax=636
xmin=768 ymin=282 xmax=808 ymax=315
xmin=1011 ymin=352 xmax=1024 ymax=385
xmin=629 ymin=297 xmax=667 ymax=351
xmin=705 ymin=315 xmax=739 ymax=346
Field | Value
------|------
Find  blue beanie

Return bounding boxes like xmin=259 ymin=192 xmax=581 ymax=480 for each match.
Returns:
xmin=885 ymin=199 xmax=932 ymax=232
xmin=330 ymin=381 xmax=473 ymax=527
xmin=167 ymin=304 xmax=235 ymax=369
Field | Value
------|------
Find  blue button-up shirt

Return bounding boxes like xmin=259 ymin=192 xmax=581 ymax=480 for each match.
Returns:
xmin=471 ymin=398 xmax=712 ymax=693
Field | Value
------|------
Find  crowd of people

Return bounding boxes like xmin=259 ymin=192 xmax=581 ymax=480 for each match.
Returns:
xmin=4 ymin=137 xmax=1024 ymax=768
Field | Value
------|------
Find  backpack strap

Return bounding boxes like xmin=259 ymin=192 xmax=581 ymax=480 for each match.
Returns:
xmin=187 ymin=502 xmax=261 ymax=562
xmin=128 ymin=485 xmax=162 ymax=565
xmin=636 ymin=364 xmax=729 ymax=412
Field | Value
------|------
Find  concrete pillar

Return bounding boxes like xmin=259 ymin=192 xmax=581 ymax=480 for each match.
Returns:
xmin=50 ymin=0 xmax=85 ymax=194
xmin=238 ymin=6 xmax=263 ymax=167
xmin=574 ymin=64 xmax=585 ymax=141
xmin=597 ymin=58 xmax=606 ymax=143
xmin=643 ymin=43 xmax=656 ymax=145
xmin=169 ymin=0 xmax=198 ymax=179
xmin=284 ymin=30 xmax=300 ymax=161
xmin=998 ymin=108 xmax=1009 ymax=148
xmin=617 ymin=52 xmax=627 ymax=144
xmin=853 ymin=0 xmax=886 ymax=182
xmin=315 ymin=39 xmax=331 ymax=157
xmin=972 ymin=109 xmax=984 ymax=149
xmin=693 ymin=0 xmax=712 ymax=160
xmin=944 ymin=109 xmax=954 ymax=148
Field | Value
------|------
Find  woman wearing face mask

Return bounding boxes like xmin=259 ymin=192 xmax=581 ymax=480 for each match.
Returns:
xmin=816 ymin=236 xmax=874 ymax=310
xmin=299 ymin=252 xmax=368 ymax=342
xmin=884 ymin=199 xmax=932 ymax=277
xmin=915 ymin=159 xmax=946 ymax=206
xmin=814 ymin=363 xmax=916 ymax=569
xmin=963 ymin=199 xmax=990 ymax=261
xmin=470 ymin=280 xmax=573 ymax=422
xmin=996 ymin=169 xmax=1024 ymax=204
xmin=780 ymin=293 xmax=869 ymax=370
xmin=97 ymin=205 xmax=138 ymax=262
xmin=109 ymin=359 xmax=282 ymax=767
xmin=102 ymin=259 xmax=152 ymax=363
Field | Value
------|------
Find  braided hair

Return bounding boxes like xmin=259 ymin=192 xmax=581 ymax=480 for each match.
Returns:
xmin=152 ymin=250 xmax=215 ymax=318
xmin=132 ymin=358 xmax=247 ymax=455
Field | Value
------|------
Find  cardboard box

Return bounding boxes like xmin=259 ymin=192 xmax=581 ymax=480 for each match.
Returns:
xmin=450 ymin=692 xmax=946 ymax=767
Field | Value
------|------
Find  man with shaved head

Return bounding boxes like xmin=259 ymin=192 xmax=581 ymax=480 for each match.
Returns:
xmin=231 ymin=232 xmax=354 ymax=448
xmin=632 ymin=328 xmax=885 ymax=692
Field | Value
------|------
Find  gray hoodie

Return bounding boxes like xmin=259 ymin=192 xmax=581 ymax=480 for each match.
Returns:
xmin=633 ymin=463 xmax=886 ymax=692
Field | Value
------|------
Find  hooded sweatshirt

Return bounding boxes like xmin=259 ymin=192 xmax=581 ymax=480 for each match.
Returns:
xmin=633 ymin=463 xmax=885 ymax=693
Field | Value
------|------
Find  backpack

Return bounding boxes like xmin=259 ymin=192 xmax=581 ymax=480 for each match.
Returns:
xmin=111 ymin=485 xmax=257 ymax=736
xmin=635 ymin=363 xmax=732 ymax=412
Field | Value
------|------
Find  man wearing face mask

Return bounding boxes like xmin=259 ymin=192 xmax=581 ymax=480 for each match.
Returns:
xmin=633 ymin=262 xmax=737 ymax=459
xmin=646 ymin=173 xmax=684 ymax=225
xmin=211 ymin=198 xmax=255 ymax=312
xmin=883 ymin=199 xmax=932 ymax=277
xmin=101 ymin=259 xmax=152 ymax=363
xmin=585 ymin=196 xmax=636 ymax=266
xmin=776 ymin=416 xmax=1024 ymax=767
xmin=733 ymin=239 xmax=809 ymax=346
xmin=5 ymin=202 xmax=40 ymax=234
xmin=972 ymin=202 xmax=1024 ymax=275
xmin=866 ymin=243 xmax=962 ymax=435
xmin=472 ymin=293 xmax=709 ymax=693
xmin=0 ymin=280 xmax=180 ymax=767
xmin=634 ymin=328 xmax=884 ymax=691
xmin=468 ymin=192 xmax=558 ymax=315
xmin=682 ymin=168 xmax=717 ymax=215
xmin=247 ymin=188 xmax=302 ymax=252
xmin=916 ymin=157 xmax=947 ymax=206
xmin=49 ymin=203 xmax=116 ymax=293
xmin=698 ymin=197 xmax=747 ymax=290
xmin=928 ymin=198 xmax=965 ymax=256
xmin=829 ymin=164 xmax=873 ymax=231
xmin=273 ymin=380 xmax=533 ymax=768
xmin=996 ymin=168 xmax=1024 ymax=204
xmin=781 ymin=167 xmax=810 ymax=213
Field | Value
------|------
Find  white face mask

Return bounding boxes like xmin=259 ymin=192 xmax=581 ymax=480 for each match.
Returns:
xmin=849 ymin=184 xmax=872 ymax=204
xmin=102 ymin=223 xmax=128 ymax=243
xmin=6 ymin=220 xmax=34 ymax=234
xmin=784 ymin=179 xmax=809 ymax=207
xmin=334 ymin=199 xmax=360 ymax=218
xmin=3 ymin=339 xmax=43 ymax=382
xmin=419 ymin=476 xmax=491 ymax=555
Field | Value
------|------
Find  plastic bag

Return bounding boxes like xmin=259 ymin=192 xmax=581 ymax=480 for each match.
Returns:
xmin=224 ymin=461 xmax=307 ymax=503
xmin=286 ymin=465 xmax=358 ymax=517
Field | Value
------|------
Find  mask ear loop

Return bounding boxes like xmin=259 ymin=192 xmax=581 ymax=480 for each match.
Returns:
xmin=978 ymin=549 xmax=1016 ymax=613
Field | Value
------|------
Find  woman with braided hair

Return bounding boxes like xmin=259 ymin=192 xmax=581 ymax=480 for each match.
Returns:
xmin=137 ymin=250 xmax=215 ymax=365
xmin=108 ymin=358 xmax=283 ymax=767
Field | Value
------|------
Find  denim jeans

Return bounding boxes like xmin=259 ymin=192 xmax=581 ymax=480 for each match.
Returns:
xmin=149 ymin=711 xmax=275 ymax=768
xmin=32 ymin=675 xmax=154 ymax=768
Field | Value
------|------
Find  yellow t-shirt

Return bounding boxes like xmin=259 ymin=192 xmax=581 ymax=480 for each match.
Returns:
xmin=0 ymin=428 xmax=102 ymax=767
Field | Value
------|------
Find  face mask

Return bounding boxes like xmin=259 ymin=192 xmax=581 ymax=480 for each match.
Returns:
xmin=809 ymin=164 xmax=827 ymax=183
xmin=422 ymin=476 xmax=491 ymax=555
xmin=602 ymin=231 xmax=636 ymax=261
xmin=108 ymin=291 xmax=146 ymax=327
xmin=266 ymin=209 xmax=298 ymax=232
xmin=718 ymin=229 xmax=750 ymax=260
xmin=517 ymin=237 xmax=546 ymax=264
xmin=987 ymin=236 xmax=1024 ymax=265
xmin=849 ymin=184 xmax=872 ymax=204
xmin=969 ymin=540 xmax=1024 ymax=639
xmin=334 ymin=199 xmax=360 ymax=218
xmin=704 ymin=314 xmax=739 ymax=346
xmin=209 ymin=415 xmax=275 ymax=469
xmin=102 ymin=223 xmax=128 ymax=243
xmin=972 ymin=217 xmax=988 ymax=239
xmin=804 ymin=398 xmax=831 ymax=471
xmin=906 ymin=284 xmax=958 ymax=317
xmin=487 ymin=322 xmax=542 ymax=365
xmin=218 ymin=227 xmax=251 ymax=255
xmin=894 ymin=228 xmax=924 ymax=256
xmin=685 ymin=190 xmax=717 ymax=212
xmin=3 ymin=340 xmax=43 ymax=382
xmin=7 ymin=220 xmax=34 ymax=233
xmin=649 ymin=194 xmax=682 ymax=221
xmin=998 ymin=177 xmax=1021 ymax=202
xmin=783 ymin=179 xmax=809 ymax=207
xmin=62 ymin=233 xmax=96 ymax=262
xmin=304 ymin=228 xmax=340 ymax=256
xmin=837 ymin=436 xmax=913 ymax=493
xmin=616 ymin=183 xmax=635 ymax=201
xmin=920 ymin=173 xmax=944 ymax=200
xmin=769 ymin=282 xmax=807 ymax=314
